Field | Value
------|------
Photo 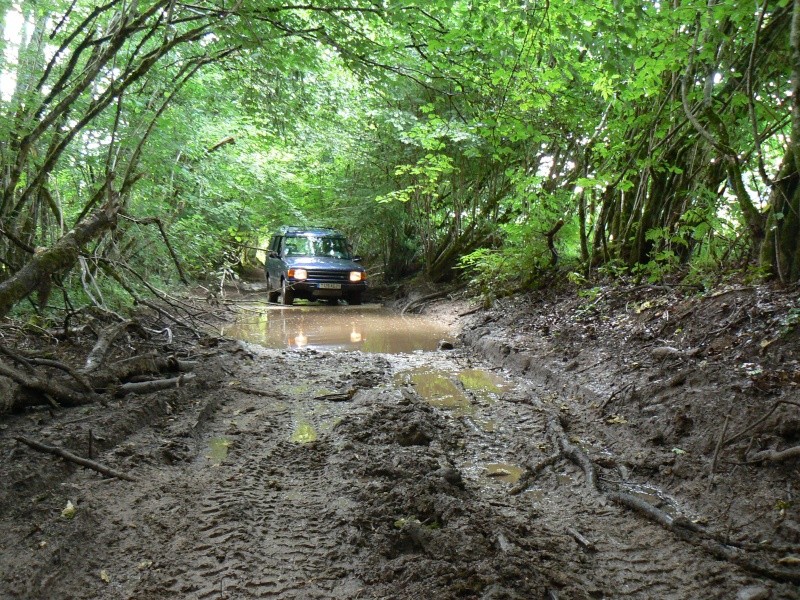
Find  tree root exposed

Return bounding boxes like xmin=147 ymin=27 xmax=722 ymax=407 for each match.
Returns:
xmin=517 ymin=399 xmax=800 ymax=584
xmin=401 ymin=290 xmax=456 ymax=315
xmin=15 ymin=436 xmax=136 ymax=482
xmin=0 ymin=336 xmax=198 ymax=415
xmin=748 ymin=445 xmax=800 ymax=464
xmin=0 ymin=359 xmax=100 ymax=410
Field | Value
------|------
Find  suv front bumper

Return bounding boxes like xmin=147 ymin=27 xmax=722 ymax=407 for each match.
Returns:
xmin=288 ymin=280 xmax=367 ymax=299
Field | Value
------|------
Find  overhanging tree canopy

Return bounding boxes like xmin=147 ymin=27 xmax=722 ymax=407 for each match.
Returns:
xmin=0 ymin=0 xmax=798 ymax=317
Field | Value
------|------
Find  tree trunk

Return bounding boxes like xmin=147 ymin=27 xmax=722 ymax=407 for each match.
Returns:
xmin=759 ymin=0 xmax=800 ymax=282
xmin=0 ymin=200 xmax=120 ymax=318
xmin=760 ymin=148 xmax=800 ymax=281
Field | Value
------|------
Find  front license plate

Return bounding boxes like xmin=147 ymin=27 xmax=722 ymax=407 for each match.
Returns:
xmin=318 ymin=283 xmax=341 ymax=289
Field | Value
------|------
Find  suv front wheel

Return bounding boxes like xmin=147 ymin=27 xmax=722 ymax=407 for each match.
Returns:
xmin=346 ymin=292 xmax=362 ymax=306
xmin=280 ymin=278 xmax=294 ymax=306
xmin=267 ymin=274 xmax=280 ymax=303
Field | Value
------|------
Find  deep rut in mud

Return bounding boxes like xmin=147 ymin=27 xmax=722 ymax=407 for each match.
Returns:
xmin=1 ymin=326 xmax=797 ymax=598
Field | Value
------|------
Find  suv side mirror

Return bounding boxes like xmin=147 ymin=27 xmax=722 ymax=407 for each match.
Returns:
xmin=352 ymin=255 xmax=362 ymax=263
xmin=268 ymin=250 xmax=279 ymax=259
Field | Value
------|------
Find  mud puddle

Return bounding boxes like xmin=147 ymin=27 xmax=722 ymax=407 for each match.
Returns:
xmin=483 ymin=462 xmax=525 ymax=483
xmin=206 ymin=437 xmax=231 ymax=464
xmin=221 ymin=304 xmax=453 ymax=352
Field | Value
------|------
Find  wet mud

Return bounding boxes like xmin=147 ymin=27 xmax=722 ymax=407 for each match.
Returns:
xmin=1 ymin=287 xmax=799 ymax=599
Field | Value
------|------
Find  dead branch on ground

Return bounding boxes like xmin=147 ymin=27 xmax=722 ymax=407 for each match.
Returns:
xmin=722 ymin=400 xmax=800 ymax=447
xmin=114 ymin=373 xmax=195 ymax=396
xmin=83 ymin=320 xmax=138 ymax=373
xmin=0 ymin=357 xmax=98 ymax=409
xmin=514 ymin=395 xmax=800 ymax=583
xmin=710 ymin=411 xmax=731 ymax=476
xmin=565 ymin=526 xmax=596 ymax=552
xmin=15 ymin=436 xmax=136 ymax=482
xmin=747 ymin=445 xmax=800 ymax=464
xmin=0 ymin=201 xmax=120 ymax=319
xmin=510 ymin=451 xmax=561 ymax=495
xmin=99 ymin=261 xmax=202 ymax=336
xmin=87 ymin=352 xmax=195 ymax=389
xmin=401 ymin=290 xmax=455 ymax=315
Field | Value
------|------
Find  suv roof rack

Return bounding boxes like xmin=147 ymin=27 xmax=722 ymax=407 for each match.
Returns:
xmin=277 ymin=225 xmax=344 ymax=236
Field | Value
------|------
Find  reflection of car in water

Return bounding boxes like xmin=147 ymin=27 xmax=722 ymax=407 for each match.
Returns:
xmin=269 ymin=309 xmax=365 ymax=350
xmin=265 ymin=227 xmax=367 ymax=306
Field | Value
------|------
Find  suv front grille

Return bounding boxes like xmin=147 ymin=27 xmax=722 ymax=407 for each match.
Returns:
xmin=305 ymin=269 xmax=350 ymax=282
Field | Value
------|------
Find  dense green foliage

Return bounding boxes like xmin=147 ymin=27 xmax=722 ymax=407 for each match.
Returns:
xmin=0 ymin=0 xmax=798 ymax=315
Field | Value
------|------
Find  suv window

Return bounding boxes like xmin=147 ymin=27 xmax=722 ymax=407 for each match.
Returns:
xmin=283 ymin=235 xmax=351 ymax=259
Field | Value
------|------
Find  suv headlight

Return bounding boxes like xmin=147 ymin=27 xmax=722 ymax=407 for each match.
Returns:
xmin=288 ymin=268 xmax=308 ymax=280
xmin=349 ymin=271 xmax=365 ymax=282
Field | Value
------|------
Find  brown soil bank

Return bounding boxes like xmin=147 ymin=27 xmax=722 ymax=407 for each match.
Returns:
xmin=456 ymin=280 xmax=800 ymax=591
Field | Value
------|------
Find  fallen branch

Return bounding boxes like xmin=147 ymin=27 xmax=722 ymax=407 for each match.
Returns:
xmin=0 ymin=200 xmax=120 ymax=318
xmin=457 ymin=306 xmax=482 ymax=317
xmin=315 ymin=390 xmax=356 ymax=402
xmin=114 ymin=373 xmax=195 ymax=396
xmin=83 ymin=319 xmax=137 ymax=373
xmin=748 ymin=445 xmax=800 ymax=464
xmin=608 ymin=491 xmax=800 ymax=583
xmin=566 ymin=526 xmax=596 ymax=552
xmin=229 ymin=384 xmax=278 ymax=397
xmin=608 ymin=491 xmax=680 ymax=529
xmin=0 ymin=358 xmax=98 ymax=412
xmin=599 ymin=382 xmax=634 ymax=412
xmin=509 ymin=452 xmax=561 ymax=495
xmin=0 ymin=345 xmax=94 ymax=398
xmin=99 ymin=262 xmax=201 ymax=337
xmin=722 ymin=400 xmax=800 ymax=448
xmin=401 ymin=290 xmax=453 ymax=315
xmin=710 ymin=411 xmax=731 ymax=476
xmin=548 ymin=414 xmax=598 ymax=490
xmin=515 ymin=394 xmax=800 ymax=583
xmin=15 ymin=436 xmax=136 ymax=482
xmin=26 ymin=357 xmax=95 ymax=393
xmin=90 ymin=352 xmax=196 ymax=387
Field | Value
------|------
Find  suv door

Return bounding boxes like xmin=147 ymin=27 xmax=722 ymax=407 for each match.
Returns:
xmin=265 ymin=235 xmax=283 ymax=301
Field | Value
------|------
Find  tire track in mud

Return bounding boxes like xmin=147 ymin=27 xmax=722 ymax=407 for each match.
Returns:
xmin=133 ymin=386 xmax=364 ymax=599
xmin=525 ymin=485 xmax=736 ymax=598
xmin=175 ymin=441 xmax=359 ymax=598
xmin=6 ymin=342 xmax=789 ymax=599
xmin=426 ymin=363 xmax=784 ymax=599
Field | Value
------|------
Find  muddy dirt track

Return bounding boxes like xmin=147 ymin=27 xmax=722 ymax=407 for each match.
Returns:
xmin=1 ymin=284 xmax=799 ymax=599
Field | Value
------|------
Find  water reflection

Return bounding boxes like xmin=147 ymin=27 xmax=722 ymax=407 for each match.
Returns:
xmin=457 ymin=369 xmax=513 ymax=402
xmin=207 ymin=437 xmax=231 ymax=464
xmin=400 ymin=366 xmax=474 ymax=417
xmin=484 ymin=463 xmax=525 ymax=484
xmin=291 ymin=415 xmax=318 ymax=443
xmin=223 ymin=305 xmax=453 ymax=353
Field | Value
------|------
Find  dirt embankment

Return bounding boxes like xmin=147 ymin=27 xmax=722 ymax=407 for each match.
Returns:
xmin=0 ymin=280 xmax=798 ymax=599
xmin=457 ymin=283 xmax=800 ymax=572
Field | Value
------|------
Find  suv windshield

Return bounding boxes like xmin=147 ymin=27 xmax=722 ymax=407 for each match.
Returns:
xmin=283 ymin=236 xmax=351 ymax=259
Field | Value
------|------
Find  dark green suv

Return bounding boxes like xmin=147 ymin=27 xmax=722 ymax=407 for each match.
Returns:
xmin=265 ymin=227 xmax=367 ymax=306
